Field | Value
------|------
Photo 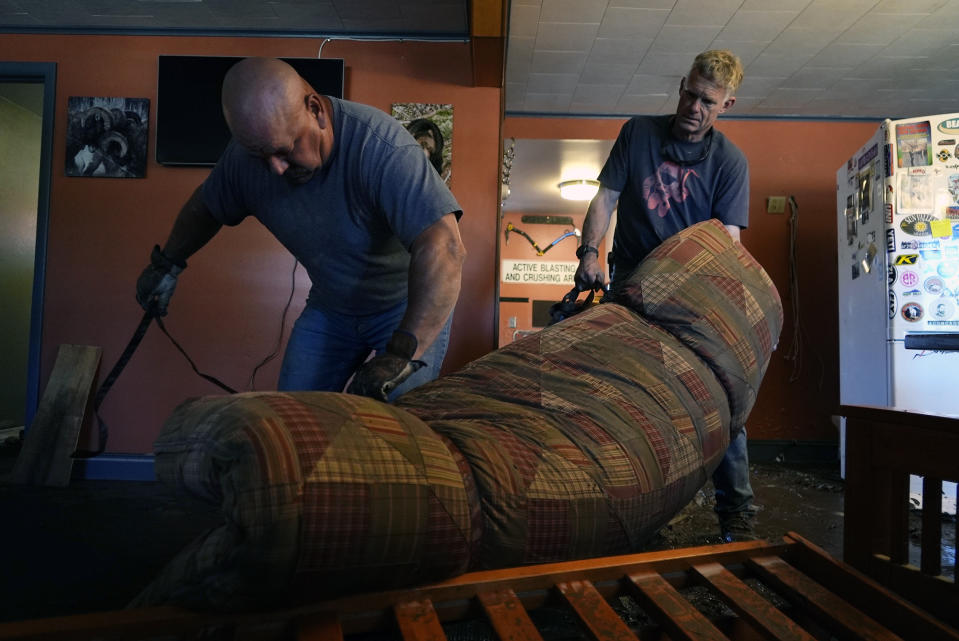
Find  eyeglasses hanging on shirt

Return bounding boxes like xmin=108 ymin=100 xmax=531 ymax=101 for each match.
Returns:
xmin=660 ymin=123 xmax=714 ymax=166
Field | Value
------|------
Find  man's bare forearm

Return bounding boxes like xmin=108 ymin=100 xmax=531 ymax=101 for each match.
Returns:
xmin=400 ymin=213 xmax=467 ymax=360
xmin=580 ymin=185 xmax=620 ymax=249
xmin=160 ymin=185 xmax=223 ymax=264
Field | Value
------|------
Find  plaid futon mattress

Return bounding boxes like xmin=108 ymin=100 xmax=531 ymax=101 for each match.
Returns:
xmin=134 ymin=219 xmax=783 ymax=610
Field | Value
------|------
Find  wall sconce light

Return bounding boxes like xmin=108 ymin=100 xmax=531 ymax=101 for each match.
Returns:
xmin=558 ymin=178 xmax=600 ymax=201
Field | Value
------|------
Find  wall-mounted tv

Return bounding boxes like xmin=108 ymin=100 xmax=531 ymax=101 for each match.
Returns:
xmin=155 ymin=55 xmax=345 ymax=166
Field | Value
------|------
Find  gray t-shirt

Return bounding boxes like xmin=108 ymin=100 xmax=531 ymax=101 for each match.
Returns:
xmin=598 ymin=115 xmax=749 ymax=276
xmin=202 ymin=97 xmax=462 ymax=315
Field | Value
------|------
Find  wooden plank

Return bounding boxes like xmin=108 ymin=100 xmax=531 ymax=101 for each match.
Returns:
xmin=784 ymin=532 xmax=959 ymax=641
xmin=394 ymin=597 xmax=447 ymax=641
xmin=627 ymin=571 xmax=727 ymax=641
xmin=692 ymin=561 xmax=816 ymax=641
xmin=11 ymin=344 xmax=102 ymax=486
xmin=476 ymin=588 xmax=542 ymax=641
xmin=748 ymin=555 xmax=904 ymax=641
xmin=296 ymin=613 xmax=344 ymax=641
xmin=921 ymin=477 xmax=943 ymax=577
xmin=554 ymin=579 xmax=636 ymax=641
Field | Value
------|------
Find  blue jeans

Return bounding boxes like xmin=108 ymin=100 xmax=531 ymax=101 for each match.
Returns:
xmin=277 ymin=301 xmax=452 ymax=401
xmin=712 ymin=427 xmax=754 ymax=515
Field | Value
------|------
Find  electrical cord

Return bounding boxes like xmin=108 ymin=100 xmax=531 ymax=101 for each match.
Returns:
xmin=248 ymin=256 xmax=299 ymax=391
xmin=783 ymin=195 xmax=824 ymax=387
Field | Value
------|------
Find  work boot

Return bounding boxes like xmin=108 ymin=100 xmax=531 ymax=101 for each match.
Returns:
xmin=718 ymin=510 xmax=758 ymax=543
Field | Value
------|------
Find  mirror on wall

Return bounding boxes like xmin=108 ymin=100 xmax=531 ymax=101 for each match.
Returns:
xmin=497 ymin=139 xmax=615 ymax=347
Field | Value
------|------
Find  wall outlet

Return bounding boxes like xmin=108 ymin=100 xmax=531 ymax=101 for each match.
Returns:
xmin=767 ymin=196 xmax=786 ymax=214
xmin=508 ymin=316 xmax=517 ymax=328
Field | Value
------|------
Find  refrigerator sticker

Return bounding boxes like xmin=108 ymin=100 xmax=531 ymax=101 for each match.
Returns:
xmin=900 ymin=270 xmax=919 ymax=287
xmin=932 ymin=299 xmax=955 ymax=320
xmin=896 ymin=121 xmax=932 ymax=167
xmin=889 ymin=290 xmax=897 ymax=319
xmin=894 ymin=253 xmax=919 ymax=265
xmin=903 ymin=288 xmax=922 ymax=297
xmin=889 ymin=265 xmax=898 ymax=286
xmin=845 ymin=195 xmax=857 ymax=245
xmin=924 ymin=276 xmax=945 ymax=295
xmin=931 ymin=219 xmax=952 ymax=237
xmin=937 ymin=138 xmax=956 ymax=146
xmin=938 ymin=149 xmax=953 ymax=162
xmin=886 ymin=228 xmax=896 ymax=252
xmin=862 ymin=242 xmax=878 ymax=274
xmin=901 ymin=302 xmax=924 ymax=322
xmin=858 ymin=169 xmax=872 ymax=223
xmin=937 ymin=118 xmax=959 ymax=135
xmin=901 ymin=240 xmax=919 ymax=250
xmin=899 ymin=213 xmax=936 ymax=235
xmin=938 ymin=262 xmax=957 ymax=278
xmin=898 ymin=174 xmax=934 ymax=213
xmin=950 ymin=174 xmax=959 ymax=203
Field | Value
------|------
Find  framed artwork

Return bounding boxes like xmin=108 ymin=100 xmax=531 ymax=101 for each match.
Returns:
xmin=391 ymin=102 xmax=453 ymax=185
xmin=65 ymin=96 xmax=150 ymax=178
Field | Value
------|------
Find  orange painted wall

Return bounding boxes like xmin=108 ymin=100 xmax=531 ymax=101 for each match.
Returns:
xmin=0 ymin=35 xmax=501 ymax=453
xmin=504 ymin=116 xmax=881 ymax=442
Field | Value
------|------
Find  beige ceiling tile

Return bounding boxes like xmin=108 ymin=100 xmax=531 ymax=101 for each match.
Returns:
xmin=538 ymin=0 xmax=608 ymax=23
xmin=535 ymin=21 xmax=600 ymax=51
xmin=717 ymin=9 xmax=797 ymax=41
xmin=530 ymin=50 xmax=589 ymax=74
xmin=571 ymin=83 xmax=627 ymax=108
xmin=587 ymin=37 xmax=654 ymax=64
xmin=526 ymin=71 xmax=581 ymax=94
xmin=651 ymin=24 xmax=724 ymax=53
xmin=625 ymin=73 xmax=679 ymax=94
xmin=616 ymin=92 xmax=672 ymax=114
xmin=523 ymin=92 xmax=575 ymax=111
xmin=668 ymin=0 xmax=742 ymax=26
xmin=747 ymin=51 xmax=814 ymax=77
xmin=783 ymin=65 xmax=852 ymax=89
xmin=581 ymin=61 xmax=638 ymax=85
xmin=509 ymin=3 xmax=541 ymax=39
xmin=598 ymin=7 xmax=669 ymax=39
xmin=808 ymin=42 xmax=886 ymax=66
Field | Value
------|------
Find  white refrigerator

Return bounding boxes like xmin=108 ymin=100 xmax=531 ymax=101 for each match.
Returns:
xmin=836 ymin=113 xmax=959 ymax=511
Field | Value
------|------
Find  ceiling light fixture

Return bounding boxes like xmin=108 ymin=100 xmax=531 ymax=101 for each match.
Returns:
xmin=558 ymin=178 xmax=599 ymax=201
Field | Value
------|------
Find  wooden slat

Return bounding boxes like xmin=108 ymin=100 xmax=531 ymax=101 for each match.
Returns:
xmin=12 ymin=344 xmax=102 ymax=486
xmin=748 ymin=555 xmax=904 ymax=641
xmin=627 ymin=571 xmax=727 ymax=641
xmin=784 ymin=532 xmax=959 ymax=641
xmin=692 ymin=561 xmax=816 ymax=641
xmin=394 ymin=597 xmax=447 ymax=641
xmin=885 ymin=470 xmax=910 ymax=565
xmin=296 ymin=612 xmax=344 ymax=641
xmin=555 ymin=579 xmax=635 ymax=641
xmin=921 ymin=476 xmax=943 ymax=577
xmin=476 ymin=588 xmax=542 ymax=641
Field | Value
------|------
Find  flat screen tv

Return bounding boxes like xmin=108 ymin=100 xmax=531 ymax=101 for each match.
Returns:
xmin=155 ymin=55 xmax=345 ymax=166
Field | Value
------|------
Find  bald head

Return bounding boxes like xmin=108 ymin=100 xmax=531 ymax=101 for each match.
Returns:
xmin=221 ymin=57 xmax=310 ymax=145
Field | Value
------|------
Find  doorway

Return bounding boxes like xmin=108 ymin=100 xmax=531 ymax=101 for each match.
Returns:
xmin=0 ymin=62 xmax=56 ymax=436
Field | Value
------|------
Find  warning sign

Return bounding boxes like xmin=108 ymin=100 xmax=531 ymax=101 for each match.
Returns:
xmin=501 ymin=260 xmax=578 ymax=285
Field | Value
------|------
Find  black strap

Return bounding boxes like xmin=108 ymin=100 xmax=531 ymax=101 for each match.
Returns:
xmin=73 ymin=309 xmax=236 ymax=458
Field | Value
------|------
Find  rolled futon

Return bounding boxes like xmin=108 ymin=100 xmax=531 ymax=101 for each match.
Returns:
xmin=132 ymin=219 xmax=783 ymax=610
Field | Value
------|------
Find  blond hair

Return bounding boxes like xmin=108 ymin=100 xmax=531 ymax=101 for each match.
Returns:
xmin=691 ymin=50 xmax=744 ymax=95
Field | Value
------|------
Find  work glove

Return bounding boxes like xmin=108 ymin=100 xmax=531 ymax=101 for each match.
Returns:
xmin=348 ymin=330 xmax=426 ymax=402
xmin=135 ymin=245 xmax=185 ymax=317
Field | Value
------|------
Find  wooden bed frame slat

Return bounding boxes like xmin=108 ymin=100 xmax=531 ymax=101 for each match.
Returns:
xmin=476 ymin=588 xmax=543 ymax=641
xmin=692 ymin=561 xmax=816 ymax=641
xmin=748 ymin=555 xmax=904 ymax=641
xmin=555 ymin=579 xmax=637 ymax=641
xmin=627 ymin=570 xmax=728 ymax=641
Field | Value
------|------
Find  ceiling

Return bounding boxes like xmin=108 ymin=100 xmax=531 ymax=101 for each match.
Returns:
xmin=4 ymin=0 xmax=959 ymax=214
xmin=4 ymin=0 xmax=959 ymax=120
